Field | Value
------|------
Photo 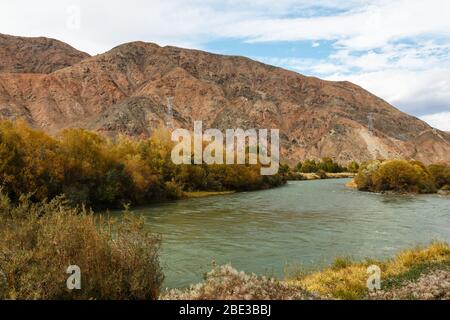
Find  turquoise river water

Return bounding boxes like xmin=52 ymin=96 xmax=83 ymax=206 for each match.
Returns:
xmin=117 ymin=179 xmax=450 ymax=288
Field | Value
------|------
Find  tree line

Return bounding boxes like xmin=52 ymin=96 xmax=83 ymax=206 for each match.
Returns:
xmin=0 ymin=121 xmax=285 ymax=209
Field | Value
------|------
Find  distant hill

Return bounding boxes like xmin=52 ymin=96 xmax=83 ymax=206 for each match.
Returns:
xmin=0 ymin=33 xmax=449 ymax=164
xmin=0 ymin=33 xmax=89 ymax=74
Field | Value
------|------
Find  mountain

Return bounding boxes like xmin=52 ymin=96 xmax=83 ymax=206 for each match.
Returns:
xmin=0 ymin=34 xmax=449 ymax=165
xmin=0 ymin=33 xmax=90 ymax=74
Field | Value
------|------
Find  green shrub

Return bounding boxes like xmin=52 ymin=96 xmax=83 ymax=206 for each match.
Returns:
xmin=347 ymin=161 xmax=360 ymax=173
xmin=354 ymin=160 xmax=382 ymax=191
xmin=0 ymin=191 xmax=164 ymax=300
xmin=355 ymin=160 xmax=436 ymax=193
xmin=301 ymin=160 xmax=318 ymax=173
xmin=427 ymin=164 xmax=450 ymax=190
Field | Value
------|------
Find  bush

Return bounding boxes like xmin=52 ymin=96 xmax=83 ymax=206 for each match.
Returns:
xmin=347 ymin=161 xmax=360 ymax=173
xmin=427 ymin=164 xmax=450 ymax=190
xmin=0 ymin=191 xmax=164 ymax=300
xmin=354 ymin=160 xmax=382 ymax=190
xmin=301 ymin=160 xmax=318 ymax=173
xmin=164 ymin=181 xmax=185 ymax=200
xmin=355 ymin=160 xmax=436 ymax=193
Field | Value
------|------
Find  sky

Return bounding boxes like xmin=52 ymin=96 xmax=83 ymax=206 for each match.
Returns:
xmin=1 ymin=0 xmax=449 ymax=130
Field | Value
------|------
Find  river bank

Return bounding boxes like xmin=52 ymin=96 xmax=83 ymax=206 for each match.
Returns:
xmin=126 ymin=179 xmax=450 ymax=289
xmin=162 ymin=242 xmax=450 ymax=300
xmin=287 ymin=172 xmax=356 ymax=181
xmin=2 ymin=180 xmax=449 ymax=300
xmin=184 ymin=191 xmax=236 ymax=198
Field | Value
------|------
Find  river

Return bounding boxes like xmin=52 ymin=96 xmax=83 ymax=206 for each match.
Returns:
xmin=120 ymin=179 xmax=450 ymax=288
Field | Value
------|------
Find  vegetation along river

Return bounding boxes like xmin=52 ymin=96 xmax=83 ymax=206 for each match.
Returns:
xmin=115 ymin=179 xmax=450 ymax=288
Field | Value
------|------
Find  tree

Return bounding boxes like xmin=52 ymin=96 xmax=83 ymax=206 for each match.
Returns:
xmin=301 ymin=160 xmax=318 ymax=173
xmin=347 ymin=161 xmax=360 ymax=173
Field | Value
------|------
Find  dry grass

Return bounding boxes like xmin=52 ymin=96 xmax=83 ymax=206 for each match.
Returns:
xmin=162 ymin=265 xmax=316 ymax=300
xmin=289 ymin=242 xmax=450 ymax=300
xmin=0 ymin=191 xmax=164 ymax=300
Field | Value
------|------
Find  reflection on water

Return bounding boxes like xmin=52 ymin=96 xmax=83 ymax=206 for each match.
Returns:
xmin=116 ymin=179 xmax=450 ymax=288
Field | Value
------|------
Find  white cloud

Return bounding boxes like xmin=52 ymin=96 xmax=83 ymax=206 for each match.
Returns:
xmin=218 ymin=0 xmax=450 ymax=49
xmin=420 ymin=112 xmax=450 ymax=131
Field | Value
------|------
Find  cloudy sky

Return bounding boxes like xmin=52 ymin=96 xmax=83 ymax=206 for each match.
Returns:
xmin=1 ymin=0 xmax=449 ymax=130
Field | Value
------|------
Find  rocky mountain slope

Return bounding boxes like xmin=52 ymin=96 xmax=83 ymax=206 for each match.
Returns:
xmin=0 ymin=34 xmax=449 ymax=165
xmin=0 ymin=33 xmax=89 ymax=74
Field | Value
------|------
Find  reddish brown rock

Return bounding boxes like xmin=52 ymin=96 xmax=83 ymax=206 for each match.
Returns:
xmin=0 ymin=33 xmax=90 ymax=74
xmin=0 ymin=35 xmax=449 ymax=165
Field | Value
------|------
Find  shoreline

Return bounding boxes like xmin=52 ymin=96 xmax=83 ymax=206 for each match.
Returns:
xmin=287 ymin=172 xmax=356 ymax=181
xmin=163 ymin=242 xmax=450 ymax=300
xmin=345 ymin=179 xmax=450 ymax=197
xmin=184 ymin=191 xmax=236 ymax=199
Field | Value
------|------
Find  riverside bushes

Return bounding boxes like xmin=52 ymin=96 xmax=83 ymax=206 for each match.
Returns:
xmin=0 ymin=191 xmax=164 ymax=300
xmin=355 ymin=159 xmax=449 ymax=194
xmin=0 ymin=120 xmax=284 ymax=208
xmin=295 ymin=158 xmax=347 ymax=174
xmin=427 ymin=164 xmax=450 ymax=190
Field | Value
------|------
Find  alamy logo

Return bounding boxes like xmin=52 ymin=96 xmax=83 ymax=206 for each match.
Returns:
xmin=66 ymin=5 xmax=81 ymax=30
xmin=66 ymin=265 xmax=81 ymax=290
xmin=171 ymin=121 xmax=280 ymax=175
xmin=367 ymin=265 xmax=381 ymax=291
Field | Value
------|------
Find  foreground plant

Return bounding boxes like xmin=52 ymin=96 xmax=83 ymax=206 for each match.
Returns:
xmin=162 ymin=265 xmax=316 ymax=300
xmin=0 ymin=191 xmax=163 ymax=300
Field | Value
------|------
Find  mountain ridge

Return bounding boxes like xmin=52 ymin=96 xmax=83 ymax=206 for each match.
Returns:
xmin=0 ymin=34 xmax=449 ymax=165
xmin=0 ymin=33 xmax=90 ymax=74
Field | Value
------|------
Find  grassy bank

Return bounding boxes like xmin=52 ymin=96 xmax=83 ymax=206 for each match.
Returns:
xmin=164 ymin=242 xmax=450 ymax=300
xmin=290 ymin=242 xmax=450 ymax=299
